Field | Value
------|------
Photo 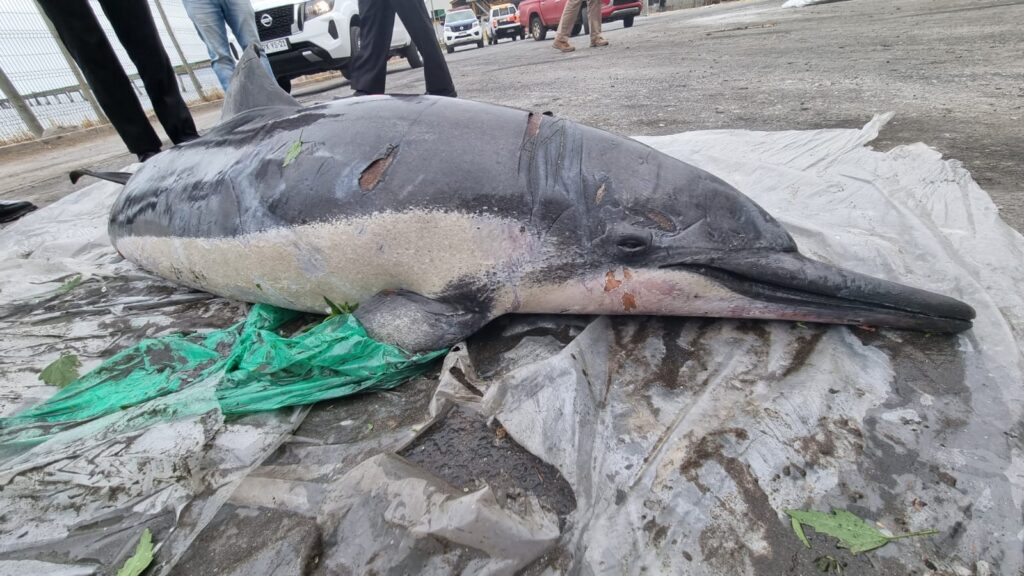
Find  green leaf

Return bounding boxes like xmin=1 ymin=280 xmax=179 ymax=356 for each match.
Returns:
xmin=283 ymin=139 xmax=303 ymax=167
xmin=39 ymin=354 xmax=81 ymax=388
xmin=814 ymin=555 xmax=843 ymax=574
xmin=785 ymin=509 xmax=938 ymax=555
xmin=324 ymin=296 xmax=344 ymax=316
xmin=323 ymin=296 xmax=358 ymax=317
xmin=116 ymin=528 xmax=154 ymax=576
xmin=57 ymin=273 xmax=84 ymax=295
xmin=791 ymin=515 xmax=810 ymax=548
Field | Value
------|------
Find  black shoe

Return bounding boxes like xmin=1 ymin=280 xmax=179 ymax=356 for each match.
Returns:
xmin=0 ymin=201 xmax=37 ymax=223
xmin=353 ymin=90 xmax=370 ymax=97
xmin=177 ymin=133 xmax=200 ymax=144
xmin=137 ymin=150 xmax=160 ymax=163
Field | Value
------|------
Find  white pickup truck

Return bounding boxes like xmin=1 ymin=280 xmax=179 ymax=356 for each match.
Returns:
xmin=228 ymin=0 xmax=423 ymax=92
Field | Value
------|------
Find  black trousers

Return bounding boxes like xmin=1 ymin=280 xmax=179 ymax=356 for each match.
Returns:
xmin=37 ymin=0 xmax=199 ymax=155
xmin=349 ymin=0 xmax=456 ymax=97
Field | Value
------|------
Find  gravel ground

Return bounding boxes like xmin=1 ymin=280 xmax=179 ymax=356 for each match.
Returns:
xmin=3 ymin=0 xmax=1021 ymax=232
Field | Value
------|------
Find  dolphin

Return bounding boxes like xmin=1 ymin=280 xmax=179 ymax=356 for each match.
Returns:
xmin=93 ymin=47 xmax=973 ymax=352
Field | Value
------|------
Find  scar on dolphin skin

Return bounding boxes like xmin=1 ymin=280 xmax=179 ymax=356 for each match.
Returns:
xmin=618 ymin=293 xmax=634 ymax=311
xmin=595 ymin=182 xmax=608 ymax=204
xmin=646 ymin=210 xmax=676 ymax=232
xmin=526 ymin=112 xmax=542 ymax=138
xmin=605 ymin=270 xmax=622 ymax=292
xmin=622 ymin=292 xmax=637 ymax=311
xmin=359 ymin=145 xmax=398 ymax=192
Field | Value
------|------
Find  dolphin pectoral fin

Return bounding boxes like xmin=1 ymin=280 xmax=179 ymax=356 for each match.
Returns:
xmin=353 ymin=289 xmax=492 ymax=354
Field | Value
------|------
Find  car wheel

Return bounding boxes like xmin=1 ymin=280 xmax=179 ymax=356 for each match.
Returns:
xmin=520 ymin=30 xmax=526 ymax=40
xmin=477 ymin=40 xmax=484 ymax=48
xmin=349 ymin=24 xmax=361 ymax=59
xmin=404 ymin=45 xmax=423 ymax=68
xmin=531 ymin=16 xmax=546 ymax=41
xmin=623 ymin=15 xmax=634 ymax=28
xmin=570 ymin=12 xmax=583 ymax=37
xmin=276 ymin=76 xmax=292 ymax=93
xmin=447 ymin=45 xmax=454 ymax=54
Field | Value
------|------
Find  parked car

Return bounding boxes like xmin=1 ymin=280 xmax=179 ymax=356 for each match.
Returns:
xmin=442 ymin=9 xmax=484 ymax=53
xmin=227 ymin=0 xmax=422 ymax=93
xmin=484 ymin=3 xmax=525 ymax=44
xmin=519 ymin=0 xmax=641 ymax=41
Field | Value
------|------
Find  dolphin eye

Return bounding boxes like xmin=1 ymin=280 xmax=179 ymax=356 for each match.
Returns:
xmin=616 ymin=234 xmax=650 ymax=254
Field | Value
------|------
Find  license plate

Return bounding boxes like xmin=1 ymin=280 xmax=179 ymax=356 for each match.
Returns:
xmin=263 ymin=38 xmax=289 ymax=54
xmin=456 ymin=32 xmax=469 ymax=38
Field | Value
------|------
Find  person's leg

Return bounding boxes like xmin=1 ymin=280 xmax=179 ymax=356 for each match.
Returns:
xmin=98 ymin=0 xmax=199 ymax=144
xmin=554 ymin=0 xmax=584 ymax=50
xmin=36 ymin=0 xmax=162 ymax=155
xmin=588 ymin=0 xmax=606 ymax=45
xmin=182 ymin=0 xmax=234 ymax=91
xmin=222 ymin=0 xmax=275 ymax=82
xmin=348 ymin=0 xmax=396 ymax=94
xmin=393 ymin=0 xmax=455 ymax=96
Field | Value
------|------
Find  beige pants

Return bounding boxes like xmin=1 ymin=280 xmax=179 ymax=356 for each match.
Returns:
xmin=555 ymin=0 xmax=602 ymax=41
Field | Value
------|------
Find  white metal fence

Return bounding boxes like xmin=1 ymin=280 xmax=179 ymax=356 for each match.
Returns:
xmin=0 ymin=0 xmax=222 ymax=144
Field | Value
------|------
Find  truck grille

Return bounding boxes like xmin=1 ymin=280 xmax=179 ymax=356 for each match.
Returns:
xmin=256 ymin=6 xmax=295 ymax=41
xmin=451 ymin=23 xmax=472 ymax=32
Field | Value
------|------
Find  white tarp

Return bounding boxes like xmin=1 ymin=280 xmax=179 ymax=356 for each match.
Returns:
xmin=0 ymin=115 xmax=1021 ymax=574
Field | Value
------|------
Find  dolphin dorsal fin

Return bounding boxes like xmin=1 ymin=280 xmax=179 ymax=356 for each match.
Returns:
xmin=220 ymin=45 xmax=300 ymax=122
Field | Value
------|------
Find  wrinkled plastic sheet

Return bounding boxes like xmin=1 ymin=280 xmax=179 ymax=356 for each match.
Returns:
xmin=1 ymin=115 xmax=1022 ymax=575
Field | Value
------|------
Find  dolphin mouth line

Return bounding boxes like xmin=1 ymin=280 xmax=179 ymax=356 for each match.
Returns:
xmin=665 ymin=262 xmax=974 ymax=333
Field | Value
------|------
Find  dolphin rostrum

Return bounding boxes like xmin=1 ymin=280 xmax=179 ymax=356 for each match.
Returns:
xmin=100 ymin=47 xmax=973 ymax=352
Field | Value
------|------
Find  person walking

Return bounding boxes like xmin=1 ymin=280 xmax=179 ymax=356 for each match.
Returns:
xmin=348 ymin=0 xmax=457 ymax=97
xmin=36 ymin=0 xmax=199 ymax=162
xmin=181 ymin=0 xmax=275 ymax=91
xmin=552 ymin=0 xmax=608 ymax=52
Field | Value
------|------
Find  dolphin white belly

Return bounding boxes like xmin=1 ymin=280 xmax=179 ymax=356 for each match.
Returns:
xmin=117 ymin=210 xmax=540 ymax=313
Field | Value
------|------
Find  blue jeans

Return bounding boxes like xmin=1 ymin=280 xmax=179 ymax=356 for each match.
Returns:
xmin=183 ymin=0 xmax=275 ymax=91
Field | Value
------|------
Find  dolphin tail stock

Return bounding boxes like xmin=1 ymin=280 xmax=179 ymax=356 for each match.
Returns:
xmin=69 ymin=169 xmax=132 ymax=185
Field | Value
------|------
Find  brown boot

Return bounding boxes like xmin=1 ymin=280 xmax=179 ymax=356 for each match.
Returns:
xmin=590 ymin=36 xmax=608 ymax=47
xmin=552 ymin=38 xmax=575 ymax=52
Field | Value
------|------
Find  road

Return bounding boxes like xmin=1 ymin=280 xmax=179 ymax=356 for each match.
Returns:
xmin=2 ymin=0 xmax=1022 ymax=232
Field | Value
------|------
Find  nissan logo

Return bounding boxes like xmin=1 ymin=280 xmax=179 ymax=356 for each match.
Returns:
xmin=260 ymin=13 xmax=273 ymax=27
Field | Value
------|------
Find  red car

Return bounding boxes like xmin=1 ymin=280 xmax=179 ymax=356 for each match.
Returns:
xmin=519 ymin=0 xmax=641 ymax=40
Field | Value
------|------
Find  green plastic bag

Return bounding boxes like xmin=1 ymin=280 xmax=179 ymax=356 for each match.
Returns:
xmin=0 ymin=304 xmax=446 ymax=450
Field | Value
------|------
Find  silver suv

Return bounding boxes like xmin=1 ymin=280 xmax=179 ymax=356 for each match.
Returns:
xmin=442 ymin=9 xmax=484 ymax=53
